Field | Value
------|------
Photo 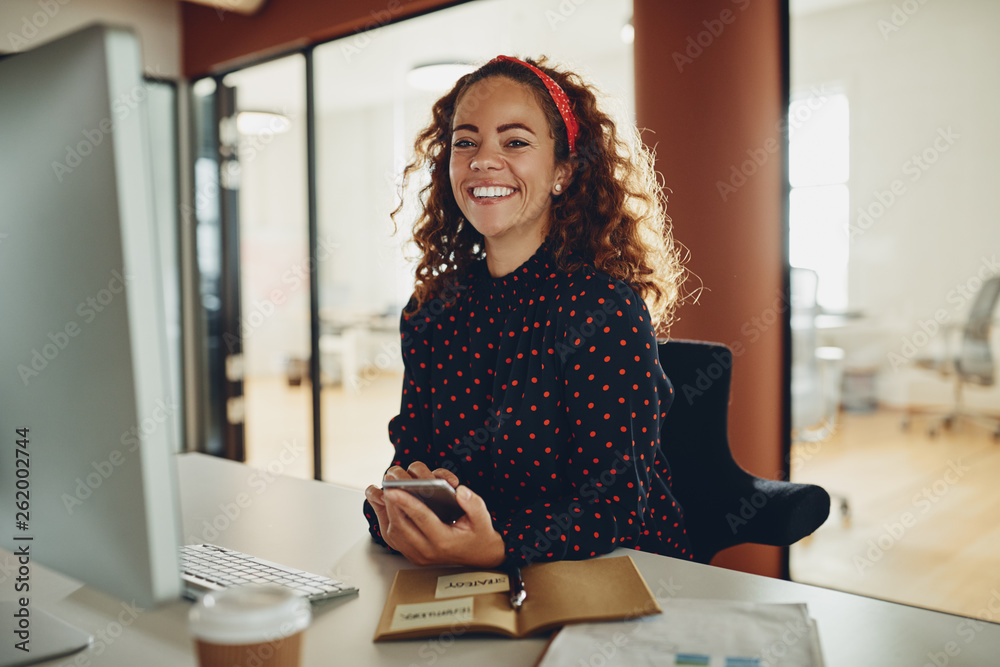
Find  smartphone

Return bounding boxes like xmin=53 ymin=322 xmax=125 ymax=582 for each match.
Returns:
xmin=382 ymin=478 xmax=466 ymax=523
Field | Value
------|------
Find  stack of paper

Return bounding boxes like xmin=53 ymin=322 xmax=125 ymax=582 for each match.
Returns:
xmin=537 ymin=598 xmax=824 ymax=666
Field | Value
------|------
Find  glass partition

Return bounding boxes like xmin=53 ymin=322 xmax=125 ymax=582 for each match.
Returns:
xmin=221 ymin=55 xmax=313 ymax=479
xmin=788 ymin=0 xmax=1000 ymax=618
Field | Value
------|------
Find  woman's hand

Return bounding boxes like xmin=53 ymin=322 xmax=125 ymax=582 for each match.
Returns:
xmin=365 ymin=462 xmax=457 ymax=551
xmin=364 ymin=462 xmax=505 ymax=568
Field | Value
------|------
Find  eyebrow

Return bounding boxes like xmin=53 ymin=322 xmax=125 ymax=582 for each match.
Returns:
xmin=452 ymin=122 xmax=537 ymax=135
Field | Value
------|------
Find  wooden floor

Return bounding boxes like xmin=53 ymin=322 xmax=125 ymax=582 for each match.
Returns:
xmin=244 ymin=374 xmax=1000 ymax=619
xmin=790 ymin=408 xmax=1000 ymax=619
xmin=243 ymin=372 xmax=404 ymax=490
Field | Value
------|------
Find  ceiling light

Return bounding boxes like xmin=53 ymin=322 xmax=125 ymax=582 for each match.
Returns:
xmin=406 ymin=62 xmax=475 ymax=92
xmin=621 ymin=19 xmax=635 ymax=44
xmin=192 ymin=77 xmax=216 ymax=97
xmin=182 ymin=0 xmax=268 ymax=15
xmin=236 ymin=111 xmax=291 ymax=135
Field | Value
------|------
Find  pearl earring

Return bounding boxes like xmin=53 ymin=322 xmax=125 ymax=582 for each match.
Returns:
xmin=554 ymin=184 xmax=562 ymax=193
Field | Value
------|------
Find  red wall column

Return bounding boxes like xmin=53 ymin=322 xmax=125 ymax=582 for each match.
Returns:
xmin=634 ymin=0 xmax=788 ymax=578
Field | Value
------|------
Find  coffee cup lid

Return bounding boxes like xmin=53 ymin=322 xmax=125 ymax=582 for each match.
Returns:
xmin=189 ymin=585 xmax=311 ymax=645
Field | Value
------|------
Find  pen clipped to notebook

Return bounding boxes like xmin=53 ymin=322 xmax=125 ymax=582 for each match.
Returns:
xmin=508 ymin=566 xmax=526 ymax=611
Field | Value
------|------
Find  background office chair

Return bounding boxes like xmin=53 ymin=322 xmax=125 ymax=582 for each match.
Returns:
xmin=907 ymin=275 xmax=1000 ymax=440
xmin=789 ymin=268 xmax=851 ymax=523
xmin=657 ymin=339 xmax=831 ymax=565
xmin=790 ymin=267 xmax=845 ymax=442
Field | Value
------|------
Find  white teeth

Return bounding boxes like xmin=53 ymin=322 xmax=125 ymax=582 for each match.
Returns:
xmin=472 ymin=186 xmax=514 ymax=198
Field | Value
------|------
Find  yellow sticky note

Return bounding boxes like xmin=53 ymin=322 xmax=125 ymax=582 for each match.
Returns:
xmin=435 ymin=571 xmax=509 ymax=599
xmin=390 ymin=597 xmax=475 ymax=632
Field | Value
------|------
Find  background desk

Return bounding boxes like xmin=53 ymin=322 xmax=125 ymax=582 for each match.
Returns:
xmin=5 ymin=452 xmax=1000 ymax=665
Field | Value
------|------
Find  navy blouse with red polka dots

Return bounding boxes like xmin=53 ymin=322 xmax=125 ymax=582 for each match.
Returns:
xmin=362 ymin=241 xmax=694 ymax=566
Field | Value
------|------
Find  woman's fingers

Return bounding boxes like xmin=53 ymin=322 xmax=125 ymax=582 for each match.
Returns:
xmin=453 ymin=485 xmax=491 ymax=529
xmin=406 ymin=461 xmax=435 ymax=479
xmin=382 ymin=465 xmax=413 ymax=481
xmin=381 ymin=462 xmax=456 ymax=487
xmin=432 ymin=467 xmax=460 ymax=488
xmin=365 ymin=485 xmax=395 ymax=550
xmin=383 ymin=489 xmax=437 ymax=562
xmin=381 ymin=485 xmax=506 ymax=568
xmin=382 ymin=461 xmax=437 ymax=482
xmin=450 ymin=486 xmax=506 ymax=567
xmin=365 ymin=485 xmax=385 ymax=507
xmin=385 ymin=489 xmax=443 ymax=534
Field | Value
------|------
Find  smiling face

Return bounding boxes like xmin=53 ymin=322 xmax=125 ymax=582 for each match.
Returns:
xmin=449 ymin=77 xmax=571 ymax=262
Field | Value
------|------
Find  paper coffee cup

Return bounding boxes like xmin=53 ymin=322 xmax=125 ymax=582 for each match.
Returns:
xmin=189 ymin=585 xmax=311 ymax=667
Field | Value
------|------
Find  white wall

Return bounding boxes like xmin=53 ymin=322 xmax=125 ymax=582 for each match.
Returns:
xmin=0 ymin=0 xmax=180 ymax=77
xmin=317 ymin=103 xmax=403 ymax=318
xmin=793 ymin=0 xmax=1000 ymax=410
xmin=237 ymin=115 xmax=311 ymax=377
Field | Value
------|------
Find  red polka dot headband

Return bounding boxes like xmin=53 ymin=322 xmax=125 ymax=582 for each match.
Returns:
xmin=490 ymin=55 xmax=579 ymax=155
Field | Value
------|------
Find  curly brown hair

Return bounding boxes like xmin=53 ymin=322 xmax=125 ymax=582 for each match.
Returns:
xmin=394 ymin=56 xmax=687 ymax=331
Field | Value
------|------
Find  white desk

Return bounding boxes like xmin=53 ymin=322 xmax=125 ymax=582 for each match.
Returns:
xmin=6 ymin=452 xmax=1000 ymax=665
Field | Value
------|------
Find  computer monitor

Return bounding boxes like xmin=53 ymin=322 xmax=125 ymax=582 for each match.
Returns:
xmin=0 ymin=21 xmax=183 ymax=648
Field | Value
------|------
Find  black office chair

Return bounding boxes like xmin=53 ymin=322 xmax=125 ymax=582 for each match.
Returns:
xmin=657 ymin=340 xmax=831 ymax=564
xmin=907 ymin=276 xmax=1000 ymax=441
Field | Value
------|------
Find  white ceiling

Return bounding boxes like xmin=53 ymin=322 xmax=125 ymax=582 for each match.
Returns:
xmin=790 ymin=0 xmax=877 ymax=16
xmin=223 ymin=0 xmax=633 ymax=115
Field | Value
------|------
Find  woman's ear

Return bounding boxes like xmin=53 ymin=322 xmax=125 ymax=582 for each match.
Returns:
xmin=553 ymin=161 xmax=574 ymax=195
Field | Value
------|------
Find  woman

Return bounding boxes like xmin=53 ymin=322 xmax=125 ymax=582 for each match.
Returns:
xmin=363 ymin=55 xmax=693 ymax=569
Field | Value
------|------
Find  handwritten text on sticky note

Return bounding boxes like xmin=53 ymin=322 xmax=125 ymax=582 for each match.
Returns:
xmin=390 ymin=597 xmax=475 ymax=632
xmin=435 ymin=571 xmax=509 ymax=599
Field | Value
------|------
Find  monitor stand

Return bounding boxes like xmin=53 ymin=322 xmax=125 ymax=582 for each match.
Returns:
xmin=0 ymin=602 xmax=92 ymax=666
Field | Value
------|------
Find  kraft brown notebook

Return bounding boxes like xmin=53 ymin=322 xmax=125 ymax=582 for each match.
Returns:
xmin=373 ymin=556 xmax=661 ymax=641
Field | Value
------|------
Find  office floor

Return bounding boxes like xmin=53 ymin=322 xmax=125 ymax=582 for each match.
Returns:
xmin=244 ymin=375 xmax=1000 ymax=620
xmin=243 ymin=372 xmax=402 ymax=489
xmin=790 ymin=408 xmax=1000 ymax=620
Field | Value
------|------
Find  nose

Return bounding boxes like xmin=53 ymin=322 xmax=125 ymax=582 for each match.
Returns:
xmin=470 ymin=144 xmax=503 ymax=171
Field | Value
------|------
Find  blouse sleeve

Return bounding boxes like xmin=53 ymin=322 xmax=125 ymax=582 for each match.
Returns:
xmin=497 ymin=279 xmax=674 ymax=566
xmin=362 ymin=299 xmax=437 ymax=548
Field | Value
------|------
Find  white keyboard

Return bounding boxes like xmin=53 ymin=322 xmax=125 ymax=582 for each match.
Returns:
xmin=180 ymin=543 xmax=357 ymax=603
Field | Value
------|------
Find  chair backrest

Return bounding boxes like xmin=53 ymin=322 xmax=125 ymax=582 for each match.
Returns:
xmin=656 ymin=339 xmax=743 ymax=561
xmin=958 ymin=275 xmax=1000 ymax=386
xmin=656 ymin=339 xmax=739 ymax=473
